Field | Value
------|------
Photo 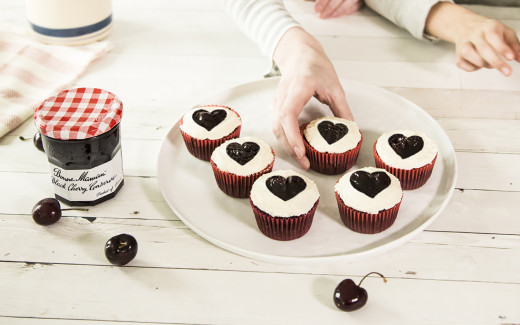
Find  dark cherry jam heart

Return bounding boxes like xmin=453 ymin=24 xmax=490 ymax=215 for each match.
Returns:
xmin=192 ymin=109 xmax=227 ymax=131
xmin=266 ymin=175 xmax=306 ymax=201
xmin=226 ymin=142 xmax=260 ymax=165
xmin=350 ymin=171 xmax=391 ymax=198
xmin=388 ymin=134 xmax=424 ymax=159
xmin=317 ymin=121 xmax=349 ymax=145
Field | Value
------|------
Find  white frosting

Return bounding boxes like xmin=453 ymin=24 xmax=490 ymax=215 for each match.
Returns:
xmin=375 ymin=130 xmax=438 ymax=170
xmin=211 ymin=136 xmax=274 ymax=176
xmin=335 ymin=167 xmax=402 ymax=214
xmin=179 ymin=105 xmax=241 ymax=140
xmin=303 ymin=117 xmax=362 ymax=153
xmin=250 ymin=170 xmax=320 ymax=218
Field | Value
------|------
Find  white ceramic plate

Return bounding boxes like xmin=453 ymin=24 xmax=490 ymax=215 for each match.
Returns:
xmin=157 ymin=78 xmax=457 ymax=264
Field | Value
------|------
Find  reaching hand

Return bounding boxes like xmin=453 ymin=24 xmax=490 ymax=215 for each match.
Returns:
xmin=454 ymin=18 xmax=520 ymax=76
xmin=272 ymin=27 xmax=354 ymax=169
xmin=426 ymin=2 xmax=520 ymax=76
xmin=313 ymin=0 xmax=363 ymax=19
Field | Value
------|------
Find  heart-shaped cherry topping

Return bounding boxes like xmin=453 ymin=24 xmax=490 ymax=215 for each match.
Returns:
xmin=350 ymin=171 xmax=391 ymax=198
xmin=226 ymin=142 xmax=260 ymax=165
xmin=317 ymin=121 xmax=349 ymax=145
xmin=388 ymin=134 xmax=424 ymax=159
xmin=192 ymin=109 xmax=227 ymax=131
xmin=266 ymin=175 xmax=306 ymax=201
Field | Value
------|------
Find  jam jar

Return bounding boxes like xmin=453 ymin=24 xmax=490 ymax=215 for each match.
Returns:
xmin=34 ymin=88 xmax=124 ymax=206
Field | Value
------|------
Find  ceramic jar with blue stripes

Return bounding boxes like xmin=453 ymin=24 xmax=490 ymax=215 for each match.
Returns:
xmin=25 ymin=0 xmax=112 ymax=45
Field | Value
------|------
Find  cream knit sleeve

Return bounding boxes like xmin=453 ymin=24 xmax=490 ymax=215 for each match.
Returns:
xmin=365 ymin=0 xmax=454 ymax=40
xmin=223 ymin=0 xmax=301 ymax=59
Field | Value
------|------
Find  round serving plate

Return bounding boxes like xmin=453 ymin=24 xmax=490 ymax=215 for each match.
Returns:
xmin=157 ymin=77 xmax=457 ymax=264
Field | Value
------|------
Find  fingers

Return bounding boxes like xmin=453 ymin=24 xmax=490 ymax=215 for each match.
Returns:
xmin=326 ymin=84 xmax=354 ymax=120
xmin=456 ymin=56 xmax=481 ymax=72
xmin=486 ymin=30 xmax=515 ymax=61
xmin=316 ymin=0 xmax=342 ymax=18
xmin=456 ymin=20 xmax=519 ymax=76
xmin=476 ymin=36 xmax=512 ymax=76
xmin=273 ymin=82 xmax=311 ymax=169
xmin=314 ymin=0 xmax=361 ymax=19
xmin=329 ymin=0 xmax=363 ymax=18
xmin=504 ymin=29 xmax=520 ymax=62
xmin=458 ymin=42 xmax=490 ymax=69
xmin=314 ymin=0 xmax=330 ymax=16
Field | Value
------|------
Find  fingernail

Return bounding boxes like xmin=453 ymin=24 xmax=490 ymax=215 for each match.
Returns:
xmin=300 ymin=158 xmax=310 ymax=170
xmin=506 ymin=52 xmax=514 ymax=60
xmin=303 ymin=160 xmax=310 ymax=170
xmin=501 ymin=67 xmax=511 ymax=75
xmin=294 ymin=146 xmax=304 ymax=159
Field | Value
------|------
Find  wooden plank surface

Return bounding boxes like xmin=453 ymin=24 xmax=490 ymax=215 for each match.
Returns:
xmin=1 ymin=0 xmax=519 ymax=324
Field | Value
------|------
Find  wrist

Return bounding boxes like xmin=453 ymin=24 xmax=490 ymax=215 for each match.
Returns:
xmin=425 ymin=2 xmax=485 ymax=44
xmin=273 ymin=27 xmax=323 ymax=70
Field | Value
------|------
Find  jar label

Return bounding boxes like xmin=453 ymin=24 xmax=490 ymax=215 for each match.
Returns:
xmin=49 ymin=150 xmax=124 ymax=202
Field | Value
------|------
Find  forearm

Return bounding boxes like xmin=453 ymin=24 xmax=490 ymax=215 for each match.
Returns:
xmin=364 ymin=0 xmax=453 ymax=40
xmin=223 ymin=0 xmax=300 ymax=59
xmin=273 ymin=27 xmax=324 ymax=71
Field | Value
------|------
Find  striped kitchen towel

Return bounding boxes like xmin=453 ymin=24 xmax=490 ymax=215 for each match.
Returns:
xmin=0 ymin=27 xmax=112 ymax=138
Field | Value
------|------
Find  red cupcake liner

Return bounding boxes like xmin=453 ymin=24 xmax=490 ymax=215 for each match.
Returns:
xmin=179 ymin=107 xmax=242 ymax=161
xmin=301 ymin=123 xmax=362 ymax=175
xmin=373 ymin=142 xmax=437 ymax=190
xmin=249 ymin=199 xmax=319 ymax=241
xmin=335 ymin=192 xmax=401 ymax=234
xmin=210 ymin=150 xmax=275 ymax=198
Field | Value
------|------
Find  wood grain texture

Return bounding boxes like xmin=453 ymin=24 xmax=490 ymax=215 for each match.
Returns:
xmin=1 ymin=0 xmax=519 ymax=324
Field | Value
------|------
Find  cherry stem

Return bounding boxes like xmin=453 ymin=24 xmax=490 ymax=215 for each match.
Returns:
xmin=62 ymin=208 xmax=90 ymax=212
xmin=358 ymin=272 xmax=387 ymax=287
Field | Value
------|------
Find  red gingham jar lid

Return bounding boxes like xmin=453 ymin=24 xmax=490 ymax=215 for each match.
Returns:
xmin=34 ymin=88 xmax=123 ymax=140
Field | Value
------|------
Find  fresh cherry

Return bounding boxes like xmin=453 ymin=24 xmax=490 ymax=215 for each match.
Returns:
xmin=33 ymin=132 xmax=44 ymax=152
xmin=333 ymin=272 xmax=387 ymax=311
xmin=105 ymin=234 xmax=138 ymax=266
xmin=32 ymin=198 xmax=62 ymax=225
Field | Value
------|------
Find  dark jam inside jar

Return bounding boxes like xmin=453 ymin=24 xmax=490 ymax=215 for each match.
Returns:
xmin=42 ymin=123 xmax=124 ymax=206
xmin=35 ymin=87 xmax=124 ymax=206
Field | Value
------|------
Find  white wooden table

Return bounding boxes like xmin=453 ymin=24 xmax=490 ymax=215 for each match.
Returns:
xmin=1 ymin=1 xmax=519 ymax=324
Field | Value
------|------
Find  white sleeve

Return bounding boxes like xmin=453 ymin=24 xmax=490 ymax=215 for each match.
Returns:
xmin=223 ymin=0 xmax=301 ymax=59
xmin=364 ymin=0 xmax=454 ymax=40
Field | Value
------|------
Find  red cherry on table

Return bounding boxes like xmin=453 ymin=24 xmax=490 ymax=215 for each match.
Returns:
xmin=333 ymin=272 xmax=387 ymax=312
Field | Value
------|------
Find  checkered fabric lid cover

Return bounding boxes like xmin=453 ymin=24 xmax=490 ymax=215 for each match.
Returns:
xmin=34 ymin=88 xmax=123 ymax=140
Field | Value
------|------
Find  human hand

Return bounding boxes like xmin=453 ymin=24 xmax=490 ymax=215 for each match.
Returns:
xmin=453 ymin=18 xmax=520 ymax=76
xmin=272 ymin=27 xmax=354 ymax=169
xmin=425 ymin=2 xmax=520 ymax=76
xmin=313 ymin=0 xmax=363 ymax=19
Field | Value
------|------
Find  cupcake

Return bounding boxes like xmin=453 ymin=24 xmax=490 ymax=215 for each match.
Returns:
xmin=335 ymin=167 xmax=403 ymax=234
xmin=249 ymin=170 xmax=320 ymax=241
xmin=301 ymin=116 xmax=362 ymax=175
xmin=179 ymin=105 xmax=241 ymax=161
xmin=210 ymin=136 xmax=275 ymax=198
xmin=373 ymin=130 xmax=438 ymax=190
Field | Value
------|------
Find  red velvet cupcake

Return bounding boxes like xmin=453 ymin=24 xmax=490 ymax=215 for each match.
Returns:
xmin=179 ymin=105 xmax=241 ymax=161
xmin=301 ymin=117 xmax=362 ymax=175
xmin=335 ymin=167 xmax=403 ymax=234
xmin=249 ymin=170 xmax=320 ymax=241
xmin=373 ymin=130 xmax=438 ymax=190
xmin=210 ymin=136 xmax=275 ymax=198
